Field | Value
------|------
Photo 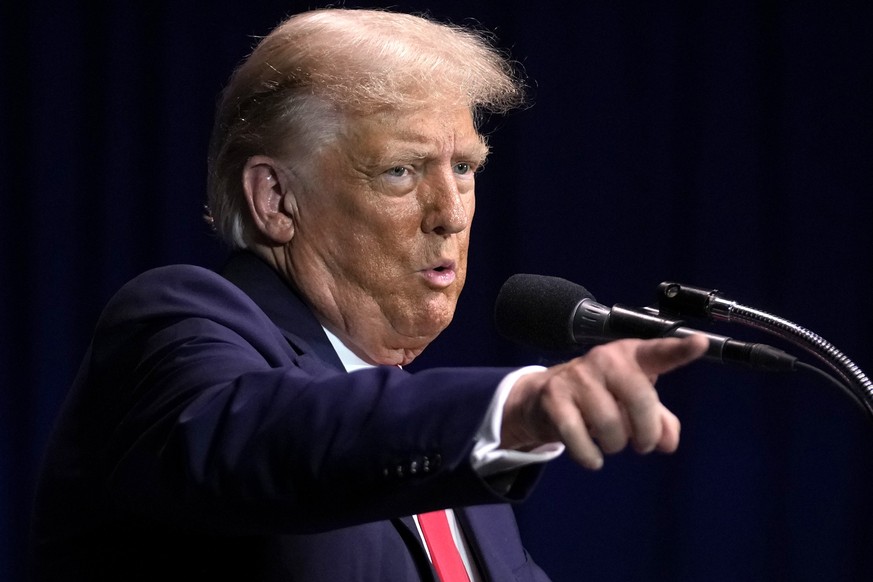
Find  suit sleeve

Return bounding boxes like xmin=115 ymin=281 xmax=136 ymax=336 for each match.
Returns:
xmin=70 ymin=265 xmax=537 ymax=535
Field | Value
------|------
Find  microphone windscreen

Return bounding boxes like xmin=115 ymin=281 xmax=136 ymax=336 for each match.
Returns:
xmin=494 ymin=274 xmax=596 ymax=351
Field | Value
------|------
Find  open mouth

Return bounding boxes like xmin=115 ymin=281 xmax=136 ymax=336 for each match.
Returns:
xmin=420 ymin=262 xmax=457 ymax=287
xmin=429 ymin=260 xmax=455 ymax=274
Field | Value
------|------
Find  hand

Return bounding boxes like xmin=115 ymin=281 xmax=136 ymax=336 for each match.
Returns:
xmin=501 ymin=334 xmax=709 ymax=470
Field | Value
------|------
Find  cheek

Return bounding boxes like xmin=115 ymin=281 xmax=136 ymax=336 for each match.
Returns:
xmin=363 ymin=201 xmax=423 ymax=244
xmin=339 ymin=207 xmax=420 ymax=274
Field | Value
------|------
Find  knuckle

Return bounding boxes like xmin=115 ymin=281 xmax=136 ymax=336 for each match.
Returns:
xmin=592 ymin=419 xmax=627 ymax=453
xmin=585 ymin=343 xmax=623 ymax=367
xmin=590 ymin=409 xmax=623 ymax=435
xmin=626 ymin=388 xmax=659 ymax=413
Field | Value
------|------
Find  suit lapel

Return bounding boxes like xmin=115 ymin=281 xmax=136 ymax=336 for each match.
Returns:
xmin=220 ymin=251 xmax=345 ymax=372
xmin=456 ymin=504 xmax=532 ymax=582
xmin=455 ymin=508 xmax=491 ymax=581
xmin=393 ymin=516 xmax=440 ymax=582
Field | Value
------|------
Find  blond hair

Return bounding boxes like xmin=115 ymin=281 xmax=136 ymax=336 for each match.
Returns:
xmin=207 ymin=8 xmax=525 ymax=248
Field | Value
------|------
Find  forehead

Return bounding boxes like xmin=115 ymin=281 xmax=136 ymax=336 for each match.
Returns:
xmin=338 ymin=107 xmax=489 ymax=163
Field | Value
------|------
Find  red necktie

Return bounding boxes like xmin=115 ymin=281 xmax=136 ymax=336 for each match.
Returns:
xmin=418 ymin=510 xmax=471 ymax=582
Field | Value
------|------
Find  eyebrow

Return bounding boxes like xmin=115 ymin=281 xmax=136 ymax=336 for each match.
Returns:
xmin=375 ymin=136 xmax=490 ymax=166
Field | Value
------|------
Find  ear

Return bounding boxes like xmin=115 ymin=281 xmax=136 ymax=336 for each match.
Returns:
xmin=242 ymin=155 xmax=298 ymax=245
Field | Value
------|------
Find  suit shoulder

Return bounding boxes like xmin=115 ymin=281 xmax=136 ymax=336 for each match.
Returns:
xmin=98 ymin=264 xmax=276 ymax=337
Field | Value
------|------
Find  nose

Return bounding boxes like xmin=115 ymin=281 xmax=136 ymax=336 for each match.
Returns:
xmin=420 ymin=170 xmax=472 ymax=236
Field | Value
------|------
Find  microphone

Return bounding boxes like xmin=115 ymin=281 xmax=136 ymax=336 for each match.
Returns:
xmin=494 ymin=274 xmax=797 ymax=372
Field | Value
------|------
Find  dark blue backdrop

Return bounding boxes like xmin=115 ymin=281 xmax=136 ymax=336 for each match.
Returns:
xmin=3 ymin=1 xmax=872 ymax=581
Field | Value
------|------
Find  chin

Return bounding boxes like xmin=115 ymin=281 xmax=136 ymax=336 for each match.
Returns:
xmin=392 ymin=311 xmax=453 ymax=349
xmin=382 ymin=290 xmax=458 ymax=344
xmin=420 ymin=295 xmax=457 ymax=331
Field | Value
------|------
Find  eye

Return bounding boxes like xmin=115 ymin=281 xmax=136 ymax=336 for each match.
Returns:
xmin=386 ymin=166 xmax=409 ymax=177
xmin=454 ymin=162 xmax=477 ymax=175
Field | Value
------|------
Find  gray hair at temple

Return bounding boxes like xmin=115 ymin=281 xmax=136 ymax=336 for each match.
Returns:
xmin=206 ymin=7 xmax=526 ymax=249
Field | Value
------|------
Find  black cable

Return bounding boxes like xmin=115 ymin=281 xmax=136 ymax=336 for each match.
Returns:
xmin=795 ymin=361 xmax=870 ymax=418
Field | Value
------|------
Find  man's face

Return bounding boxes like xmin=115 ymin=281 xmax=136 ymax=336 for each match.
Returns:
xmin=283 ymin=106 xmax=488 ymax=365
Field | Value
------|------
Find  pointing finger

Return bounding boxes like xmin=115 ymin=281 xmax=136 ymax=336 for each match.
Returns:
xmin=635 ymin=334 xmax=709 ymax=376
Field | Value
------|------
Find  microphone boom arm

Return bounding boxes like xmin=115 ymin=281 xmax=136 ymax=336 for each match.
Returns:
xmin=657 ymin=282 xmax=873 ymax=417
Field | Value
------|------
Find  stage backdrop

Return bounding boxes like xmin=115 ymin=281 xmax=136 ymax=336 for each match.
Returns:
xmin=2 ymin=1 xmax=872 ymax=580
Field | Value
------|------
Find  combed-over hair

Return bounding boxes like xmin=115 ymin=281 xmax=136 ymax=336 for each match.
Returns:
xmin=206 ymin=8 xmax=525 ymax=248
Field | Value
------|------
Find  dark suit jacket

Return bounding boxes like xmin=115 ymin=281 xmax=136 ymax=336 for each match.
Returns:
xmin=31 ymin=252 xmax=551 ymax=581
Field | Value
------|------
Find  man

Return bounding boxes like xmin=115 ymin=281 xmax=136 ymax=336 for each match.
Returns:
xmin=31 ymin=8 xmax=708 ymax=581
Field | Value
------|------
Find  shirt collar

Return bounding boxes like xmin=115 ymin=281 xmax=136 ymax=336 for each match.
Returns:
xmin=322 ymin=327 xmax=374 ymax=372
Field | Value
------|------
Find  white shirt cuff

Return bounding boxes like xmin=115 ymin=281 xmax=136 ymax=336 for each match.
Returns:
xmin=471 ymin=366 xmax=564 ymax=477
